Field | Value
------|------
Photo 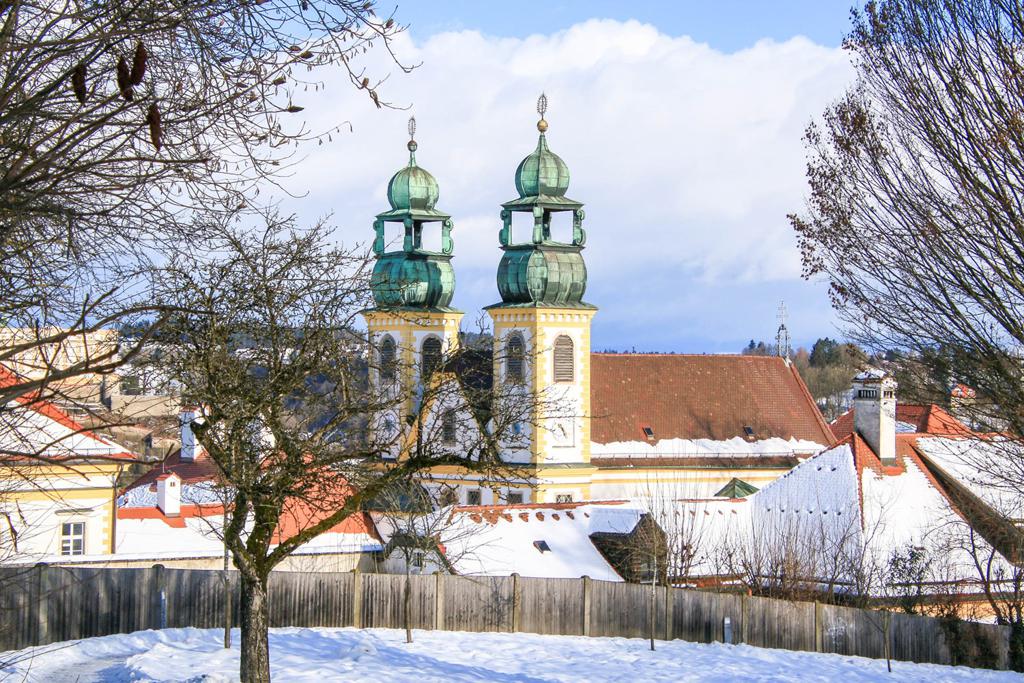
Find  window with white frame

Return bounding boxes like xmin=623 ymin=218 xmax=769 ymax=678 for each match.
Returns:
xmin=60 ymin=521 xmax=85 ymax=556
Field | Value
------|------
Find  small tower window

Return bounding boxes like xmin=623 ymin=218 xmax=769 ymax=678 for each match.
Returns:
xmin=506 ymin=332 xmax=525 ymax=384
xmin=441 ymin=410 xmax=457 ymax=444
xmin=421 ymin=337 xmax=442 ymax=379
xmin=857 ymin=388 xmax=879 ymax=399
xmin=553 ymin=335 xmax=574 ymax=383
xmin=379 ymin=335 xmax=397 ymax=382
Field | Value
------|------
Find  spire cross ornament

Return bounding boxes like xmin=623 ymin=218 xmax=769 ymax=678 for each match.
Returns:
xmin=536 ymin=93 xmax=549 ymax=133
xmin=406 ymin=115 xmax=418 ymax=158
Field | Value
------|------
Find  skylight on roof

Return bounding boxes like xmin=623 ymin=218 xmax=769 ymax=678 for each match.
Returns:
xmin=743 ymin=425 xmax=755 ymax=437
xmin=533 ymin=540 xmax=551 ymax=553
xmin=641 ymin=426 xmax=654 ymax=440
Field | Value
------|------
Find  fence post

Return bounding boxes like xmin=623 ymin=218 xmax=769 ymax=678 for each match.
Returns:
xmin=664 ymin=584 xmax=672 ymax=641
xmin=351 ymin=569 xmax=362 ymax=629
xmin=511 ymin=573 xmax=521 ymax=633
xmin=814 ymin=601 xmax=823 ymax=652
xmin=581 ymin=575 xmax=592 ymax=637
xmin=152 ymin=564 xmax=167 ymax=629
xmin=740 ymin=593 xmax=749 ymax=645
xmin=434 ymin=572 xmax=444 ymax=631
xmin=33 ymin=563 xmax=49 ymax=646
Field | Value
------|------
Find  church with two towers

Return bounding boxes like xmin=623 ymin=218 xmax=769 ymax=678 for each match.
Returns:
xmin=362 ymin=97 xmax=835 ymax=506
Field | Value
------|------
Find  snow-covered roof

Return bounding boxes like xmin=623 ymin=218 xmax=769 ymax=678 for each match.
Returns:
xmin=853 ymin=368 xmax=888 ymax=381
xmin=915 ymin=436 xmax=1024 ymax=521
xmin=0 ymin=365 xmax=135 ymax=462
xmin=590 ymin=436 xmax=825 ymax=460
xmin=394 ymin=501 xmax=645 ymax=582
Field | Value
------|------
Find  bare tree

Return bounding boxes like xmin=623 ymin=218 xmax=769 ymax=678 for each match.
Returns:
xmin=371 ymin=482 xmax=495 ymax=644
xmin=790 ymin=0 xmax=1024 ymax=437
xmin=152 ymin=216 xmax=537 ymax=682
xmin=0 ymin=0 xmax=406 ymax=418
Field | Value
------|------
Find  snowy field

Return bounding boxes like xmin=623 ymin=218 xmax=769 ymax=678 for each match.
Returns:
xmin=2 ymin=627 xmax=1023 ymax=683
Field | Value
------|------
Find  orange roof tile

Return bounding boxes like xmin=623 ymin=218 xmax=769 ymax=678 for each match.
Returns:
xmin=589 ymin=354 xmax=835 ymax=446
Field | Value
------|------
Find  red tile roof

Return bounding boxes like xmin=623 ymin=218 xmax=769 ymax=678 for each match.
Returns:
xmin=126 ymin=447 xmax=221 ymax=491
xmin=589 ymin=354 xmax=835 ymax=446
xmin=830 ymin=404 xmax=971 ymax=441
xmin=0 ymin=363 xmax=137 ymax=462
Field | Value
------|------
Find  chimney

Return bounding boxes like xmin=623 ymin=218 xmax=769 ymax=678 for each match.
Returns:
xmin=852 ymin=369 xmax=897 ymax=465
xmin=156 ymin=472 xmax=181 ymax=516
xmin=179 ymin=407 xmax=202 ymax=462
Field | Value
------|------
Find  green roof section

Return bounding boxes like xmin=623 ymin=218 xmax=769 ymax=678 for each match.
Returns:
xmin=714 ymin=478 xmax=759 ymax=499
xmin=515 ymin=133 xmax=570 ymax=199
xmin=493 ymin=95 xmax=592 ymax=309
xmin=371 ymin=118 xmax=457 ymax=312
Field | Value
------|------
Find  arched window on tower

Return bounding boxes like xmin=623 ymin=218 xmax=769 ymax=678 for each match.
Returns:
xmin=379 ymin=335 xmax=396 ymax=383
xmin=506 ymin=332 xmax=525 ymax=384
xmin=441 ymin=410 xmax=457 ymax=444
xmin=421 ymin=336 xmax=442 ymax=379
xmin=553 ymin=335 xmax=574 ymax=383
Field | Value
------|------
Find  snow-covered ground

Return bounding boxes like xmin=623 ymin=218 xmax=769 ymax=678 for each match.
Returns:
xmin=1 ymin=627 xmax=1021 ymax=682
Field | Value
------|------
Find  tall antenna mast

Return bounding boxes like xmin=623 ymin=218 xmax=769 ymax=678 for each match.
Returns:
xmin=776 ymin=301 xmax=791 ymax=360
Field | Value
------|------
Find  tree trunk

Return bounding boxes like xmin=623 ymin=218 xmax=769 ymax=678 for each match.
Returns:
xmin=240 ymin=573 xmax=271 ymax=683
xmin=223 ymin=537 xmax=231 ymax=649
xmin=1010 ymin=620 xmax=1024 ymax=672
xmin=404 ymin=570 xmax=413 ymax=643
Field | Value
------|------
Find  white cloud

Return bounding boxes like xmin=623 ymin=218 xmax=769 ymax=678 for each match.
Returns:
xmin=279 ymin=19 xmax=854 ymax=350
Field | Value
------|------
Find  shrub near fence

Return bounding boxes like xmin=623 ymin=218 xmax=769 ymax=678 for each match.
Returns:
xmin=0 ymin=565 xmax=1011 ymax=669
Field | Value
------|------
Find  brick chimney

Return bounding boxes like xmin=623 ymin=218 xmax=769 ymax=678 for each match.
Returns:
xmin=156 ymin=472 xmax=181 ymax=516
xmin=179 ymin=407 xmax=202 ymax=462
xmin=852 ymin=369 xmax=897 ymax=465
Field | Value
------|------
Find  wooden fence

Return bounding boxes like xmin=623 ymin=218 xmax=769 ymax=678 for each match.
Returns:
xmin=0 ymin=564 xmax=1011 ymax=669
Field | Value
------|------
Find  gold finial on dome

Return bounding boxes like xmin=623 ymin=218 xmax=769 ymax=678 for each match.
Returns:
xmin=407 ymin=115 xmax=417 ymax=153
xmin=536 ymin=92 xmax=548 ymax=133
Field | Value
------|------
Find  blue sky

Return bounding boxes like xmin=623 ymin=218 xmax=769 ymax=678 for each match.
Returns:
xmin=395 ymin=1 xmax=854 ymax=52
xmin=284 ymin=2 xmax=860 ymax=353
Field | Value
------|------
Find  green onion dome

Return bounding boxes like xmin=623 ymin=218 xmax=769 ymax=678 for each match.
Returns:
xmin=386 ymin=140 xmax=440 ymax=211
xmin=514 ymin=134 xmax=570 ymax=198
xmin=371 ymin=251 xmax=455 ymax=309
xmin=496 ymin=245 xmax=586 ymax=306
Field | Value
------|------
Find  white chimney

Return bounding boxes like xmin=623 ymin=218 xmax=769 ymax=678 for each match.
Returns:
xmin=852 ymin=369 xmax=897 ymax=465
xmin=179 ymin=408 xmax=203 ymax=462
xmin=156 ymin=472 xmax=181 ymax=516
